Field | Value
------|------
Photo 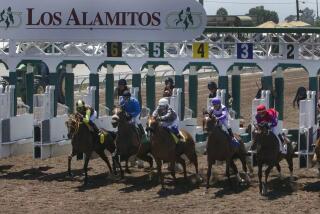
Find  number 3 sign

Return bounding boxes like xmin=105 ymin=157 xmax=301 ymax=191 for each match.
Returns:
xmin=237 ymin=43 xmax=253 ymax=59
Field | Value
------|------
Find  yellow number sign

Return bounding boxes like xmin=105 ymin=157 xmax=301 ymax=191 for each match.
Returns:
xmin=192 ymin=42 xmax=209 ymax=59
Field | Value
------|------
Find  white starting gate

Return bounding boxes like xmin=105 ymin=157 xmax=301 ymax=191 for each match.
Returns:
xmin=0 ymin=85 xmax=33 ymax=158
xmin=33 ymin=86 xmax=70 ymax=159
xmin=297 ymin=91 xmax=317 ymax=168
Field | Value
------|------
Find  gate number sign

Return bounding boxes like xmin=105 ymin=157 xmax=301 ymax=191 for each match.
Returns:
xmin=149 ymin=42 xmax=164 ymax=58
xmin=107 ymin=42 xmax=122 ymax=57
xmin=237 ymin=43 xmax=253 ymax=59
xmin=193 ymin=42 xmax=209 ymax=59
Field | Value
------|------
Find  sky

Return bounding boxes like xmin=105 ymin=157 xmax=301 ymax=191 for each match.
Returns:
xmin=201 ymin=0 xmax=319 ymax=21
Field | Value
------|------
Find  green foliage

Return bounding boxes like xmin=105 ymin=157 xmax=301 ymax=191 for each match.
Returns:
xmin=247 ymin=6 xmax=279 ymax=25
xmin=216 ymin=7 xmax=228 ymax=16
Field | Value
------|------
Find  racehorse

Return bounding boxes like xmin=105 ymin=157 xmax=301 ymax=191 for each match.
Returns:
xmin=65 ymin=114 xmax=117 ymax=185
xmin=312 ymin=138 xmax=320 ymax=177
xmin=203 ymin=114 xmax=250 ymax=190
xmin=251 ymin=123 xmax=294 ymax=195
xmin=111 ymin=107 xmax=153 ymax=178
xmin=146 ymin=116 xmax=199 ymax=189
xmin=293 ymin=86 xmax=307 ymax=108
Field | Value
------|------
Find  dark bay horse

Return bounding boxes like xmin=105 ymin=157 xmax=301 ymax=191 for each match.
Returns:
xmin=65 ymin=114 xmax=117 ymax=185
xmin=293 ymin=86 xmax=307 ymax=108
xmin=203 ymin=115 xmax=250 ymax=190
xmin=251 ymin=123 xmax=294 ymax=195
xmin=312 ymin=138 xmax=320 ymax=177
xmin=146 ymin=116 xmax=199 ymax=189
xmin=111 ymin=107 xmax=153 ymax=178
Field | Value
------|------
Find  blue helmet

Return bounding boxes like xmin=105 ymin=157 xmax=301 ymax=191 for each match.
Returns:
xmin=118 ymin=79 xmax=127 ymax=86
xmin=211 ymin=97 xmax=221 ymax=106
xmin=123 ymin=90 xmax=131 ymax=97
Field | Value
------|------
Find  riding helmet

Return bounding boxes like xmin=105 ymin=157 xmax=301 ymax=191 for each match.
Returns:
xmin=158 ymin=98 xmax=169 ymax=107
xmin=257 ymin=104 xmax=266 ymax=113
xmin=123 ymin=90 xmax=131 ymax=97
xmin=211 ymin=97 xmax=221 ymax=106
xmin=118 ymin=79 xmax=127 ymax=86
xmin=76 ymin=99 xmax=85 ymax=108
xmin=208 ymin=81 xmax=217 ymax=90
xmin=164 ymin=77 xmax=174 ymax=85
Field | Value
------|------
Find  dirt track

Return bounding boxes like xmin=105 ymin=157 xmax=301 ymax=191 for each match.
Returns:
xmin=1 ymin=69 xmax=320 ymax=214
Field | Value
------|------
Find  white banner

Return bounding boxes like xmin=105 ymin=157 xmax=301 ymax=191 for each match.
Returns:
xmin=0 ymin=0 xmax=207 ymax=42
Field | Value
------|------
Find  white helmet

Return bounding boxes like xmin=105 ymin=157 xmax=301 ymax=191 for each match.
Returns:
xmin=158 ymin=98 xmax=169 ymax=107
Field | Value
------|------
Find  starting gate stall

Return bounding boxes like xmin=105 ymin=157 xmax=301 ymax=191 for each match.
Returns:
xmin=296 ymin=91 xmax=317 ymax=168
xmin=33 ymin=86 xmax=69 ymax=159
xmin=248 ymin=90 xmax=271 ymax=166
xmin=0 ymin=85 xmax=33 ymax=158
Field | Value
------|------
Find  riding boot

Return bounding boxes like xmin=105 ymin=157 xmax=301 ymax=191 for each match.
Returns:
xmin=277 ymin=134 xmax=286 ymax=154
xmin=227 ymin=128 xmax=234 ymax=138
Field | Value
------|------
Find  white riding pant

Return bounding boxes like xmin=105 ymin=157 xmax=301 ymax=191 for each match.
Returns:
xmin=272 ymin=126 xmax=285 ymax=153
xmin=129 ymin=114 xmax=141 ymax=127
xmin=90 ymin=110 xmax=97 ymax=122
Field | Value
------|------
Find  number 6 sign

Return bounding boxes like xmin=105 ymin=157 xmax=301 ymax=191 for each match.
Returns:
xmin=237 ymin=43 xmax=253 ymax=59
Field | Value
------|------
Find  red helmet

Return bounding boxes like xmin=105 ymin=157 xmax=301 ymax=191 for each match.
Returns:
xmin=257 ymin=104 xmax=266 ymax=113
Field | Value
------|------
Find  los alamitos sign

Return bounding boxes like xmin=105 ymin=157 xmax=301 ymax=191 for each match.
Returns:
xmin=0 ymin=0 xmax=207 ymax=42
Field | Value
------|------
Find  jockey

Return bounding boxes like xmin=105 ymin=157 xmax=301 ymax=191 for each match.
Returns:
xmin=163 ymin=77 xmax=175 ymax=97
xmin=255 ymin=104 xmax=286 ymax=154
xmin=76 ymin=99 xmax=103 ymax=142
xmin=115 ymin=78 xmax=130 ymax=99
xmin=120 ymin=90 xmax=145 ymax=137
xmin=152 ymin=98 xmax=183 ymax=141
xmin=208 ymin=97 xmax=234 ymax=139
xmin=208 ymin=81 xmax=218 ymax=98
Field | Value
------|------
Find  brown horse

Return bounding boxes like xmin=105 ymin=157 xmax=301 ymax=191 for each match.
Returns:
xmin=251 ymin=123 xmax=294 ymax=196
xmin=111 ymin=107 xmax=153 ymax=178
xmin=65 ymin=114 xmax=117 ymax=185
xmin=146 ymin=116 xmax=199 ymax=189
xmin=312 ymin=138 xmax=320 ymax=177
xmin=203 ymin=115 xmax=250 ymax=190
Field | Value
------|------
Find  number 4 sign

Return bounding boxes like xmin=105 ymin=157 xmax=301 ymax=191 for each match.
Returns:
xmin=237 ymin=43 xmax=253 ymax=59
xmin=192 ymin=42 xmax=209 ymax=59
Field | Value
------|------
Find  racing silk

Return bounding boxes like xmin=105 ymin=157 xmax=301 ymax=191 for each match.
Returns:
xmin=255 ymin=108 xmax=278 ymax=128
xmin=152 ymin=106 xmax=179 ymax=131
xmin=208 ymin=92 xmax=217 ymax=98
xmin=78 ymin=106 xmax=95 ymax=124
xmin=209 ymin=104 xmax=228 ymax=124
xmin=120 ymin=97 xmax=141 ymax=117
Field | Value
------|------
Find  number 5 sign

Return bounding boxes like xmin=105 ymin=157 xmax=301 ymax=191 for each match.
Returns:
xmin=192 ymin=42 xmax=209 ymax=59
xmin=237 ymin=43 xmax=253 ymax=59
xmin=149 ymin=42 xmax=164 ymax=58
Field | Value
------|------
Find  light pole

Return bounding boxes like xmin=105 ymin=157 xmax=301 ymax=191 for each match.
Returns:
xmin=296 ymin=0 xmax=300 ymax=20
xmin=317 ymin=0 xmax=319 ymax=19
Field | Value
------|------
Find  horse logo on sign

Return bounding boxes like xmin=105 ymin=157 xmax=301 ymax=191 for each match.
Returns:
xmin=166 ymin=7 xmax=203 ymax=31
xmin=0 ymin=7 xmax=21 ymax=29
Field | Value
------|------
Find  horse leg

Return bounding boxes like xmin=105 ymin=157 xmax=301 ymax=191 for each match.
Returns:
xmin=286 ymin=156 xmax=294 ymax=182
xmin=96 ymin=150 xmax=113 ymax=175
xmin=276 ymin=163 xmax=282 ymax=180
xmin=239 ymin=154 xmax=250 ymax=183
xmin=230 ymin=159 xmax=243 ymax=185
xmin=206 ymin=160 xmax=213 ymax=190
xmin=83 ymin=153 xmax=92 ymax=185
xmin=176 ymin=156 xmax=187 ymax=180
xmin=155 ymin=158 xmax=165 ymax=189
xmin=125 ymin=159 xmax=131 ymax=174
xmin=263 ymin=165 xmax=273 ymax=196
xmin=258 ymin=162 xmax=263 ymax=195
xmin=169 ymin=160 xmax=177 ymax=182
xmin=185 ymin=151 xmax=199 ymax=175
xmin=226 ymin=160 xmax=233 ymax=189
xmin=68 ymin=150 xmax=76 ymax=177
xmin=137 ymin=154 xmax=154 ymax=170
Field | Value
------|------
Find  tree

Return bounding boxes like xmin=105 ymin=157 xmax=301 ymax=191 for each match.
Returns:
xmin=216 ymin=7 xmax=228 ymax=16
xmin=285 ymin=15 xmax=296 ymax=22
xmin=247 ymin=6 xmax=279 ymax=25
xmin=300 ymin=7 xmax=315 ymax=25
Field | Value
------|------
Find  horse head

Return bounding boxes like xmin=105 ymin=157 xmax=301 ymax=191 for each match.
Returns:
xmin=65 ymin=114 xmax=80 ymax=139
xmin=111 ymin=107 xmax=127 ymax=128
xmin=202 ymin=114 xmax=218 ymax=133
xmin=146 ymin=116 xmax=159 ymax=137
